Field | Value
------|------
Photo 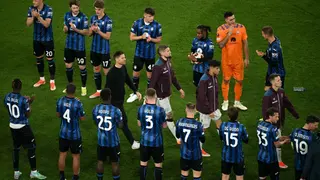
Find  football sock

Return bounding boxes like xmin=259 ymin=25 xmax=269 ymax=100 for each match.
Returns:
xmin=276 ymin=148 xmax=282 ymax=162
xmin=36 ymin=57 xmax=44 ymax=77
xmin=66 ymin=67 xmax=73 ymax=83
xmin=27 ymin=148 xmax=36 ymax=170
xmin=234 ymin=81 xmax=243 ymax=101
xmin=59 ymin=171 xmax=65 ymax=180
xmin=96 ymin=173 xmax=103 ymax=180
xmin=181 ymin=175 xmax=188 ymax=180
xmin=147 ymin=78 xmax=151 ymax=88
xmin=217 ymin=128 xmax=220 ymax=135
xmin=194 ymin=177 xmax=201 ymax=180
xmin=72 ymin=175 xmax=79 ymax=180
xmin=200 ymin=142 xmax=203 ymax=150
xmin=222 ymin=80 xmax=229 ymax=101
xmin=13 ymin=148 xmax=20 ymax=171
xmin=48 ymin=59 xmax=56 ymax=80
xmin=166 ymin=119 xmax=178 ymax=140
xmin=113 ymin=175 xmax=120 ymax=180
xmin=80 ymin=68 xmax=87 ymax=87
xmin=94 ymin=72 xmax=102 ymax=91
xmin=154 ymin=167 xmax=162 ymax=180
xmin=133 ymin=77 xmax=140 ymax=90
xmin=140 ymin=165 xmax=147 ymax=180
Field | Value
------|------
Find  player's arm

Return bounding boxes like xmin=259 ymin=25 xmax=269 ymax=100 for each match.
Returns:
xmin=217 ymin=27 xmax=232 ymax=49
xmin=79 ymin=103 xmax=86 ymax=121
xmin=129 ymin=21 xmax=144 ymax=41
xmin=283 ymin=91 xmax=299 ymax=119
xmin=197 ymin=41 xmax=214 ymax=63
xmin=96 ymin=19 xmax=112 ymax=40
xmin=137 ymin=107 xmax=141 ymax=127
xmin=35 ymin=8 xmax=53 ymax=28
xmin=199 ymin=124 xmax=206 ymax=143
xmin=26 ymin=8 xmax=34 ymax=27
xmin=116 ymin=109 xmax=124 ymax=129
xmin=72 ymin=16 xmax=89 ymax=36
xmin=161 ymin=109 xmax=167 ymax=128
xmin=273 ymin=128 xmax=289 ymax=147
xmin=242 ymin=27 xmax=249 ymax=60
xmin=24 ymin=98 xmax=32 ymax=118
xmin=175 ymin=120 xmax=180 ymax=139
xmin=149 ymin=23 xmax=162 ymax=43
xmin=242 ymin=125 xmax=249 ymax=144
xmin=63 ymin=14 xmax=69 ymax=33
xmin=262 ymin=95 xmax=272 ymax=120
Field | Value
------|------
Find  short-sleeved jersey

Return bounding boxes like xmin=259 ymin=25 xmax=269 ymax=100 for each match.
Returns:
xmin=64 ymin=11 xmax=89 ymax=51
xmin=4 ymin=93 xmax=30 ymax=125
xmin=137 ymin=104 xmax=166 ymax=147
xmin=176 ymin=118 xmax=204 ymax=160
xmin=27 ymin=4 xmax=53 ymax=42
xmin=290 ymin=128 xmax=314 ymax=171
xmin=257 ymin=121 xmax=279 ymax=163
xmin=131 ymin=18 xmax=162 ymax=59
xmin=92 ymin=104 xmax=123 ymax=147
xmin=191 ymin=38 xmax=214 ymax=73
xmin=219 ymin=121 xmax=249 ymax=163
xmin=90 ymin=14 xmax=112 ymax=54
xmin=56 ymin=97 xmax=85 ymax=140
xmin=216 ymin=23 xmax=247 ymax=64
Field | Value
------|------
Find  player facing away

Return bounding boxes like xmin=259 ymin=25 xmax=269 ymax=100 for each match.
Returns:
xmin=127 ymin=7 xmax=162 ymax=103
xmin=262 ymin=73 xmax=299 ymax=168
xmin=56 ymin=83 xmax=85 ymax=180
xmin=219 ymin=107 xmax=248 ymax=180
xmin=62 ymin=0 xmax=89 ymax=96
xmin=216 ymin=12 xmax=249 ymax=111
xmin=4 ymin=79 xmax=46 ymax=179
xmin=93 ymin=88 xmax=123 ymax=180
xmin=149 ymin=45 xmax=185 ymax=144
xmin=257 ymin=107 xmax=290 ymax=180
xmin=289 ymin=115 xmax=319 ymax=180
xmin=26 ymin=0 xmax=56 ymax=91
xmin=176 ymin=103 xmax=205 ymax=180
xmin=88 ymin=0 xmax=113 ymax=99
xmin=138 ymin=88 xmax=167 ymax=180
xmin=256 ymin=26 xmax=286 ymax=91
xmin=196 ymin=60 xmax=221 ymax=157
xmin=187 ymin=25 xmax=214 ymax=87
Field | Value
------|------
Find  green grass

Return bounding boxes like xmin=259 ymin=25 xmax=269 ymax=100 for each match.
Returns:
xmin=1 ymin=0 xmax=320 ymax=179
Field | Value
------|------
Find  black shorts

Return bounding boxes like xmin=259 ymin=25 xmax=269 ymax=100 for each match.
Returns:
xmin=265 ymin=73 xmax=285 ymax=88
xmin=10 ymin=125 xmax=36 ymax=149
xmin=33 ymin=40 xmax=55 ymax=58
xmin=140 ymin=145 xmax=164 ymax=163
xmin=90 ymin=51 xmax=111 ymax=68
xmin=221 ymin=160 xmax=245 ymax=176
xmin=295 ymin=170 xmax=302 ymax=180
xmin=64 ymin=48 xmax=86 ymax=65
xmin=180 ymin=158 xmax=203 ymax=171
xmin=59 ymin=138 xmax=82 ymax=154
xmin=133 ymin=56 xmax=155 ymax=72
xmin=258 ymin=161 xmax=280 ymax=179
xmin=97 ymin=145 xmax=120 ymax=162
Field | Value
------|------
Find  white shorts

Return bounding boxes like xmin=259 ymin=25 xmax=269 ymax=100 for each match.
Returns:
xmin=199 ymin=109 xmax=222 ymax=129
xmin=157 ymin=97 xmax=172 ymax=114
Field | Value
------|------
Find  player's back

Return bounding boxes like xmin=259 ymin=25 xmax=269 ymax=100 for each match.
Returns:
xmin=220 ymin=121 xmax=248 ymax=163
xmin=290 ymin=128 xmax=314 ymax=171
xmin=176 ymin=118 xmax=204 ymax=160
xmin=92 ymin=103 xmax=122 ymax=147
xmin=56 ymin=96 xmax=84 ymax=140
xmin=257 ymin=121 xmax=278 ymax=163
xmin=4 ymin=93 xmax=30 ymax=125
xmin=138 ymin=104 xmax=166 ymax=147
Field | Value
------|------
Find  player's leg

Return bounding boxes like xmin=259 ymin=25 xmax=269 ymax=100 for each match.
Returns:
xmin=276 ymin=129 xmax=287 ymax=168
xmin=258 ymin=161 xmax=268 ymax=180
xmin=233 ymin=62 xmax=247 ymax=111
xmin=140 ymin=145 xmax=150 ymax=180
xmin=63 ymin=48 xmax=75 ymax=93
xmin=127 ymin=56 xmax=144 ymax=103
xmin=264 ymin=73 xmax=271 ymax=91
xmin=221 ymin=161 xmax=232 ymax=180
xmin=191 ymin=158 xmax=203 ymax=180
xmin=212 ymin=109 xmax=222 ymax=133
xmin=198 ymin=113 xmax=211 ymax=157
xmin=90 ymin=52 xmax=102 ymax=98
xmin=269 ymin=162 xmax=280 ymax=180
xmin=110 ymin=146 xmax=121 ymax=180
xmin=96 ymin=145 xmax=107 ymax=180
xmin=45 ymin=41 xmax=56 ymax=91
xmin=10 ymin=128 xmax=22 ymax=179
xmin=234 ymin=161 xmax=245 ymax=180
xmin=102 ymin=53 xmax=111 ymax=76
xmin=33 ymin=41 xmax=46 ymax=87
xmin=145 ymin=58 xmax=155 ymax=89
xmin=221 ymin=62 xmax=232 ymax=111
xmin=193 ymin=71 xmax=203 ymax=87
xmin=58 ymin=138 xmax=69 ymax=180
xmin=70 ymin=139 xmax=82 ymax=180
xmin=180 ymin=158 xmax=190 ymax=180
xmin=76 ymin=50 xmax=88 ymax=96
xmin=153 ymin=146 xmax=164 ymax=180
xmin=158 ymin=97 xmax=179 ymax=143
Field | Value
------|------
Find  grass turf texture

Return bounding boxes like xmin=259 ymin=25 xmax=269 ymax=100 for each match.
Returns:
xmin=1 ymin=0 xmax=320 ymax=179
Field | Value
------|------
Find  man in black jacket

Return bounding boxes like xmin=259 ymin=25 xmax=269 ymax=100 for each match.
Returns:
xmin=301 ymin=132 xmax=320 ymax=180
xmin=105 ymin=51 xmax=142 ymax=149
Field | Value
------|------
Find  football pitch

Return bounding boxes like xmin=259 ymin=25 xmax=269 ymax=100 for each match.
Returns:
xmin=1 ymin=0 xmax=320 ymax=179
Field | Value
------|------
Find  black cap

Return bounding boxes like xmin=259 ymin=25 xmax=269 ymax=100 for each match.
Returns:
xmin=208 ymin=60 xmax=221 ymax=67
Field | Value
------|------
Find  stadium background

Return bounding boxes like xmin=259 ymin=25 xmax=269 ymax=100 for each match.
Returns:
xmin=0 ymin=0 xmax=319 ymax=179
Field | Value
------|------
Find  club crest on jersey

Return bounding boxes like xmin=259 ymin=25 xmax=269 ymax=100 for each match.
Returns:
xmin=151 ymin=27 xmax=154 ymax=31
xmin=236 ymin=30 xmax=240 ymax=34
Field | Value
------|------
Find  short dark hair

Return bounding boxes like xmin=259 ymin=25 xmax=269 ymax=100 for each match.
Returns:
xmin=197 ymin=25 xmax=211 ymax=38
xmin=66 ymin=83 xmax=76 ymax=94
xmin=146 ymin=88 xmax=156 ymax=98
xmin=268 ymin=73 xmax=280 ymax=83
xmin=144 ymin=7 xmax=155 ymax=16
xmin=262 ymin=26 xmax=274 ymax=36
xmin=101 ymin=88 xmax=111 ymax=101
xmin=306 ymin=115 xmax=320 ymax=124
xmin=228 ymin=106 xmax=239 ymax=121
xmin=208 ymin=60 xmax=221 ymax=67
xmin=224 ymin=11 xmax=234 ymax=19
xmin=157 ymin=45 xmax=169 ymax=56
xmin=266 ymin=107 xmax=278 ymax=118
xmin=94 ymin=0 xmax=104 ymax=8
xmin=69 ymin=0 xmax=80 ymax=7
xmin=113 ymin=51 xmax=124 ymax=60
xmin=186 ymin=102 xmax=196 ymax=111
xmin=12 ymin=78 xmax=22 ymax=91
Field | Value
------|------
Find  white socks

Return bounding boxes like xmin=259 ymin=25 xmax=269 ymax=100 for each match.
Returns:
xmin=167 ymin=121 xmax=177 ymax=140
xmin=277 ymin=148 xmax=282 ymax=162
